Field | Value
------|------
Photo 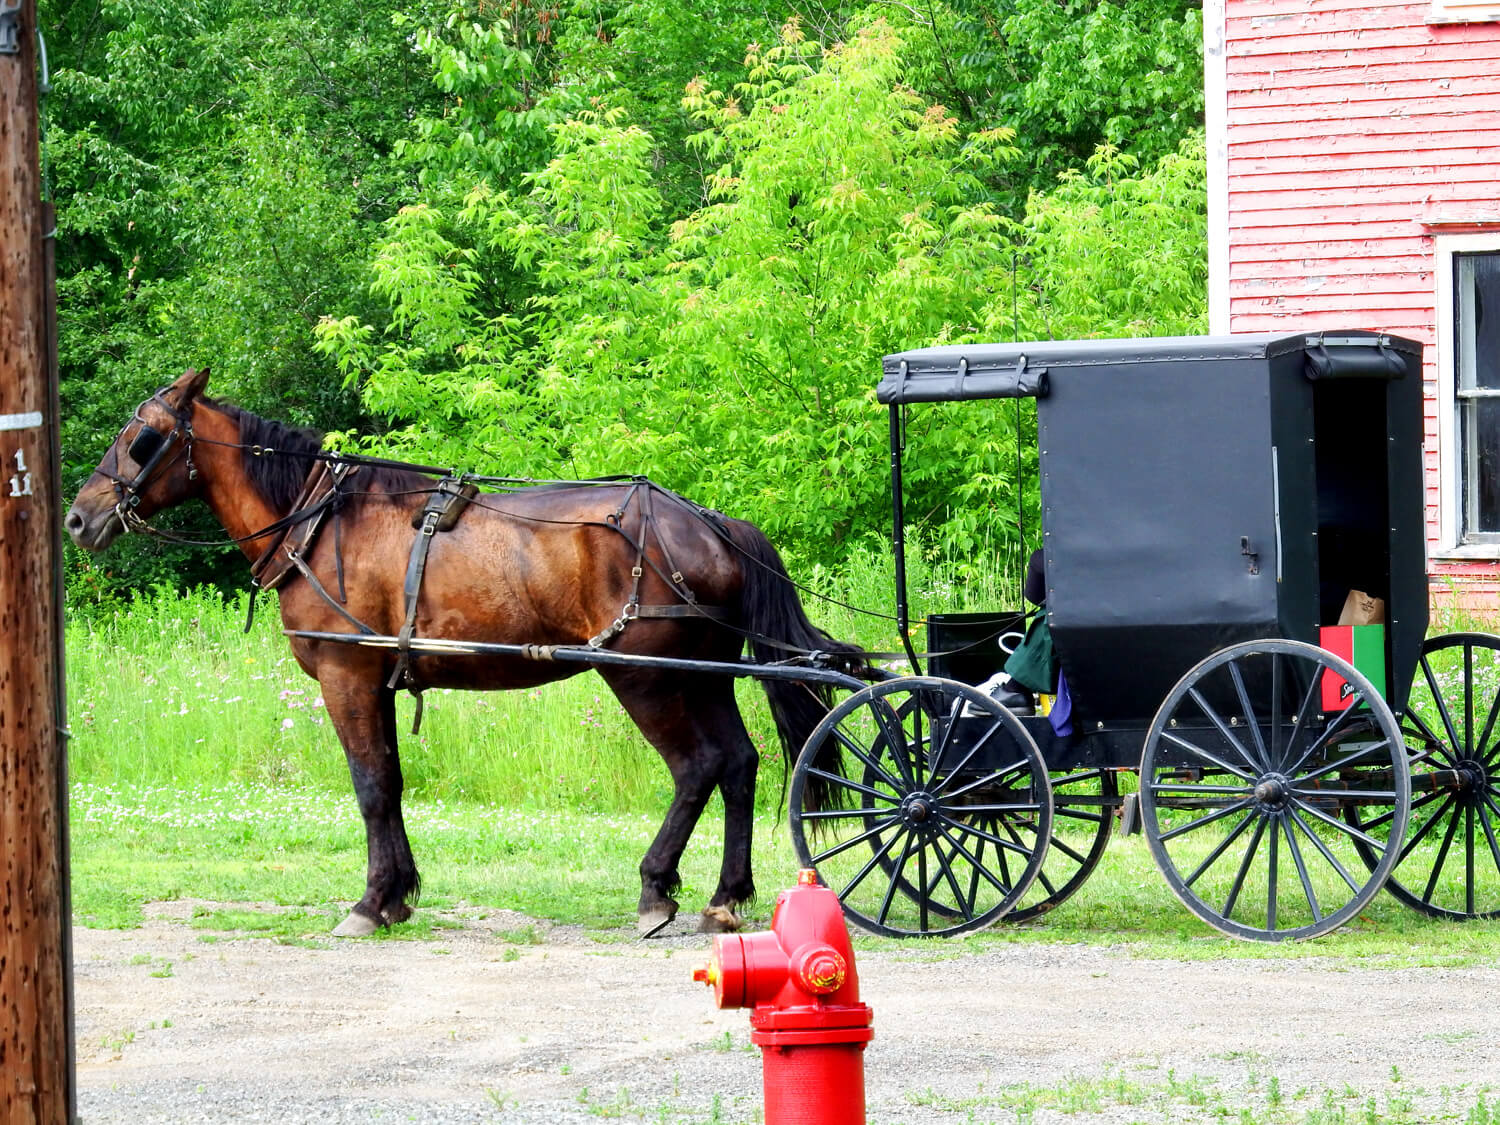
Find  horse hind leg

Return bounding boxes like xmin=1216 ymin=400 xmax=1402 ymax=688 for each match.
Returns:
xmin=604 ymin=669 xmax=756 ymax=935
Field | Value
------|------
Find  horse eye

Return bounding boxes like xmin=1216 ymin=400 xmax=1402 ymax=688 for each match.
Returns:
xmin=126 ymin=426 xmax=166 ymax=466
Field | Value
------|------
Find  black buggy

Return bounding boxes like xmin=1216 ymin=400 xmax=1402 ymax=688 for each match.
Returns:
xmin=788 ymin=330 xmax=1500 ymax=941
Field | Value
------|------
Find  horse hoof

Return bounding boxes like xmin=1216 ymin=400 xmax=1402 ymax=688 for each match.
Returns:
xmin=637 ymin=907 xmax=676 ymax=937
xmin=697 ymin=905 xmax=742 ymax=933
xmin=332 ymin=911 xmax=380 ymax=938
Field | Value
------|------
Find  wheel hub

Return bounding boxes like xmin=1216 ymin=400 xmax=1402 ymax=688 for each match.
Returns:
xmin=1456 ymin=758 xmax=1490 ymax=801
xmin=1253 ymin=773 xmax=1291 ymax=811
xmin=901 ymin=792 xmax=937 ymax=825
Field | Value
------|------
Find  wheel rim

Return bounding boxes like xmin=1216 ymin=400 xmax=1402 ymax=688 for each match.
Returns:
xmin=1140 ymin=640 xmax=1409 ymax=941
xmin=790 ymin=677 xmax=1053 ymax=937
xmin=1004 ymin=767 xmax=1118 ymax=924
xmin=1353 ymin=632 xmax=1500 ymax=919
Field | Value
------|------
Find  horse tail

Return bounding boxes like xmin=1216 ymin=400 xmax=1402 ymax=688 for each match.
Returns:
xmin=718 ymin=517 xmax=868 ymax=810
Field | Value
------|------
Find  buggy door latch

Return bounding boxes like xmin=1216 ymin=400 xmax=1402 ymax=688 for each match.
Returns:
xmin=1240 ymin=536 xmax=1260 ymax=575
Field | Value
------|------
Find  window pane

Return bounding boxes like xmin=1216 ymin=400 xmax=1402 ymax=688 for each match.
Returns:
xmin=1463 ymin=254 xmax=1500 ymax=390
xmin=1467 ymin=398 xmax=1500 ymax=534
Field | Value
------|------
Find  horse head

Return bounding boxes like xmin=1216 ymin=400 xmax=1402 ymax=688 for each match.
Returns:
xmin=65 ymin=366 xmax=212 ymax=550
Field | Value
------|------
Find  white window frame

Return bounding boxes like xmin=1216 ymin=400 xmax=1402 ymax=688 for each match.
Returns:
xmin=1429 ymin=0 xmax=1500 ymax=24
xmin=1435 ymin=234 xmax=1500 ymax=558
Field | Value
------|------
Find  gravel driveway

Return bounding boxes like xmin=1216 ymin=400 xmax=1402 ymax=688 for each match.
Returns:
xmin=73 ymin=901 xmax=1500 ymax=1124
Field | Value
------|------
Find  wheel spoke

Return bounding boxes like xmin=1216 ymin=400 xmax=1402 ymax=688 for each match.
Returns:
xmin=1466 ymin=804 xmax=1476 ymax=916
xmin=1159 ymin=729 xmax=1258 ymax=782
xmin=803 ymin=767 xmax=900 ymax=807
xmin=800 ymin=805 xmax=901 ymax=821
xmin=1402 ymin=707 xmax=1453 ymax=763
xmin=930 ymin=717 xmax=1015 ymax=797
xmin=1180 ymin=809 xmax=1257 ymax=888
xmin=1478 ymin=795 xmax=1500 ymax=879
xmin=1361 ymin=787 xmax=1445 ymax=833
xmin=1184 ymin=688 xmax=1262 ymax=775
xmin=1282 ymin=701 xmax=1371 ymax=779
xmin=937 ymin=812 xmax=1038 ymax=859
xmin=935 ymin=822 xmax=1013 ymax=897
xmin=1266 ymin=819 xmax=1279 ymax=932
xmin=1465 ymin=645 xmax=1475 ymax=758
xmin=1158 ymin=797 xmax=1255 ymax=843
xmin=1397 ymin=792 xmax=1457 ymax=864
xmin=941 ymin=760 xmax=1034 ymax=803
xmin=1421 ymin=654 xmax=1464 ymax=759
xmin=1293 ymin=737 xmax=1394 ymax=784
xmin=1229 ymin=659 xmax=1273 ymax=773
xmin=1281 ymin=816 xmax=1322 ymax=924
xmin=1221 ymin=814 xmax=1268 ymax=922
xmin=1297 ymin=796 xmax=1389 ymax=853
xmin=809 ymin=813 xmax=905 ymax=865
xmin=831 ymin=725 xmax=904 ymax=792
xmin=1281 ymin=661 xmax=1325 ymax=773
xmin=873 ymin=830 xmax=916 ymax=928
xmin=837 ymin=834 xmax=903 ymax=902
xmin=937 ymin=801 xmax=1045 ymax=816
xmin=1289 ymin=807 xmax=1364 ymax=894
xmin=1477 ymin=687 xmax=1500 ymax=765
xmin=1149 ymin=781 xmax=1251 ymax=796
xmin=1421 ymin=802 xmax=1463 ymax=904
xmin=1289 ymin=787 xmax=1399 ymax=802
xmin=1045 ymin=833 xmax=1089 ymax=867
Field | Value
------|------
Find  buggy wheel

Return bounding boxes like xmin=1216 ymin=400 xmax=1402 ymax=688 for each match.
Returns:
xmin=789 ymin=676 xmax=1053 ymax=937
xmin=1349 ymin=632 xmax=1500 ymax=919
xmin=1005 ymin=767 xmax=1118 ymax=923
xmin=1140 ymin=640 xmax=1409 ymax=942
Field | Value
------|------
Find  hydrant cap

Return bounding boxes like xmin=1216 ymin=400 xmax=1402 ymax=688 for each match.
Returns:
xmin=793 ymin=943 xmax=847 ymax=995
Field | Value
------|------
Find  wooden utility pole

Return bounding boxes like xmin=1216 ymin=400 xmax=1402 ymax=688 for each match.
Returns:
xmin=0 ymin=0 xmax=75 ymax=1118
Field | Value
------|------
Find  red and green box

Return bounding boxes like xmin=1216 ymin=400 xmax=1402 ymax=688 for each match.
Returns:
xmin=1318 ymin=625 xmax=1386 ymax=711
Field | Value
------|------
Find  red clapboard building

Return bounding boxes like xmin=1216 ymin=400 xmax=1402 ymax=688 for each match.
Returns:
xmin=1206 ymin=0 xmax=1500 ymax=606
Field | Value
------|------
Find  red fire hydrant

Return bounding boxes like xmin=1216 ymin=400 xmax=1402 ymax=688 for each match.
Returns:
xmin=693 ymin=870 xmax=874 ymax=1125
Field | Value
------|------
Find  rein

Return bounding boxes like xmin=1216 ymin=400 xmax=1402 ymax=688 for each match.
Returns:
xmin=109 ymin=398 xmax=969 ymax=672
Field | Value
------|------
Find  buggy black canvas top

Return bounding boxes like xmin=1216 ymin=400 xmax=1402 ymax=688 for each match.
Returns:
xmin=879 ymin=329 xmax=1428 ymax=724
xmin=877 ymin=333 xmax=1417 ymax=404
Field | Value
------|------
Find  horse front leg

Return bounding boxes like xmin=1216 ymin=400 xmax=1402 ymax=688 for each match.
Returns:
xmin=321 ymin=669 xmax=420 ymax=937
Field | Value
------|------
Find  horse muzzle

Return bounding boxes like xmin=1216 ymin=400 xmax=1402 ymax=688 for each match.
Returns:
xmin=64 ymin=500 xmax=125 ymax=550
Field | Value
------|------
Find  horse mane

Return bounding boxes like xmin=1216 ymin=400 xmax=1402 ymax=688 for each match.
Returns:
xmin=201 ymin=397 xmax=433 ymax=511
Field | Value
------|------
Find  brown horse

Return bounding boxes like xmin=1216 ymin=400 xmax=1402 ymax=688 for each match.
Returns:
xmin=65 ymin=369 xmax=865 ymax=936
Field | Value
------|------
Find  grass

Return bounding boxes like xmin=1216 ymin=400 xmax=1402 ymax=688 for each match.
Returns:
xmin=514 ymin=1067 xmax=1498 ymax=1124
xmin=61 ymin=558 xmax=1500 ymax=958
xmin=68 ymin=774 xmax=1500 ymax=964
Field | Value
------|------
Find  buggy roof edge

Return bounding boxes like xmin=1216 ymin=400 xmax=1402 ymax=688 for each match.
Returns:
xmin=876 ymin=330 xmax=1421 ymax=405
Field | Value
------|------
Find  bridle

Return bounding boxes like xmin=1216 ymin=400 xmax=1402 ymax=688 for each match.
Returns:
xmin=97 ymin=388 xmax=199 ymax=533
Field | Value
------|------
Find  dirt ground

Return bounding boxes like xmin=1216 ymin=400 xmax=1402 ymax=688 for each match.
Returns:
xmin=72 ymin=901 xmax=1500 ymax=1124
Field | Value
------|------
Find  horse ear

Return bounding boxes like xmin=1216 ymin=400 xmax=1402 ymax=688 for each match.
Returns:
xmin=165 ymin=367 xmax=211 ymax=408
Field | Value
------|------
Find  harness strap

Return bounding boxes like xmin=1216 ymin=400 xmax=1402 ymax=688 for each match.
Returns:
xmin=286 ymin=553 xmax=378 ymax=637
xmin=388 ymin=476 xmax=478 ymax=729
xmin=243 ymin=462 xmax=358 ymax=633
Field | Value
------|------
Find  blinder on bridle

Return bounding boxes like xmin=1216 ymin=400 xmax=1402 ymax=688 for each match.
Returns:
xmin=101 ymin=388 xmax=199 ymax=527
xmin=126 ymin=424 xmax=166 ymax=467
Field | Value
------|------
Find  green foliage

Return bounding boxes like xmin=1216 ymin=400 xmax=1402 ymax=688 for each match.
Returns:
xmin=55 ymin=0 xmax=1208 ymax=603
xmin=320 ymin=17 xmax=1205 ymax=568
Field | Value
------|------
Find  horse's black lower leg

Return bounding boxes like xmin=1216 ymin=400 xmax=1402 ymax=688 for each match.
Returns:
xmin=708 ymin=716 xmax=760 ymax=924
xmin=323 ymin=671 xmax=420 ymax=935
xmin=634 ymin=754 xmax=718 ymax=933
xmin=604 ymin=668 xmax=756 ymax=933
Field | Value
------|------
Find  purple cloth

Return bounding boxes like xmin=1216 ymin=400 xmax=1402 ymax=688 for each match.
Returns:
xmin=1049 ymin=670 xmax=1074 ymax=737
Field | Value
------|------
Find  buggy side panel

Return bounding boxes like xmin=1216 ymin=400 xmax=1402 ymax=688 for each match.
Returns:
xmin=1038 ymin=357 xmax=1281 ymax=725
